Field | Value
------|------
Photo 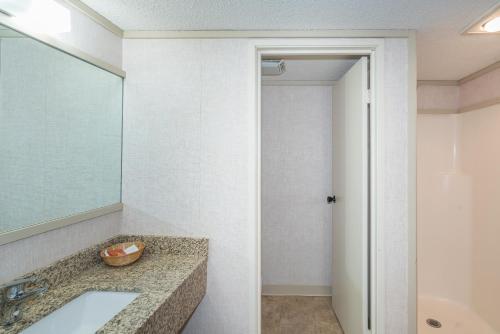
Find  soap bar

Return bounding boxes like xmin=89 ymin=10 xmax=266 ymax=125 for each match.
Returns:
xmin=124 ymin=244 xmax=139 ymax=254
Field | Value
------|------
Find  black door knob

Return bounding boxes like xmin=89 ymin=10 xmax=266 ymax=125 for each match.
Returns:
xmin=327 ymin=196 xmax=336 ymax=204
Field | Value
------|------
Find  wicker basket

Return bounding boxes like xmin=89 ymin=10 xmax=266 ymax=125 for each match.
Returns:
xmin=100 ymin=241 xmax=145 ymax=267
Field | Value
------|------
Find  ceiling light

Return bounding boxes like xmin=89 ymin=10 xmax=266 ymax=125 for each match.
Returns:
xmin=482 ymin=17 xmax=500 ymax=33
xmin=463 ymin=3 xmax=500 ymax=34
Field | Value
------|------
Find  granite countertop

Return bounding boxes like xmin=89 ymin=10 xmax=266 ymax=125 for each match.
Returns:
xmin=0 ymin=235 xmax=208 ymax=334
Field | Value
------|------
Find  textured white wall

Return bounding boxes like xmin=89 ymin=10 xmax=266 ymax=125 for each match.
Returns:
xmin=460 ymin=68 xmax=500 ymax=108
xmin=383 ymin=38 xmax=410 ymax=334
xmin=0 ymin=7 xmax=123 ymax=284
xmin=0 ymin=211 xmax=121 ymax=284
xmin=121 ymin=38 xmax=252 ymax=333
xmin=122 ymin=37 xmax=411 ymax=334
xmin=417 ymin=85 xmax=459 ymax=111
xmin=261 ymin=85 xmax=333 ymax=287
xmin=417 ymin=68 xmax=500 ymax=112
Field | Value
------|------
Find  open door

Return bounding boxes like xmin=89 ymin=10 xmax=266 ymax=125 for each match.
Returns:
xmin=332 ymin=57 xmax=370 ymax=334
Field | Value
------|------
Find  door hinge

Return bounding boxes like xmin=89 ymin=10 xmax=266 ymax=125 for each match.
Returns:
xmin=366 ymin=89 xmax=372 ymax=104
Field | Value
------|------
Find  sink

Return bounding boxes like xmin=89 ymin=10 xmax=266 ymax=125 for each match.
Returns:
xmin=20 ymin=291 xmax=139 ymax=334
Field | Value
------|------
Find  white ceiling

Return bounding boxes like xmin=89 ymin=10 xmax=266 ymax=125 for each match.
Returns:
xmin=262 ymin=58 xmax=359 ymax=81
xmin=80 ymin=0 xmax=500 ymax=80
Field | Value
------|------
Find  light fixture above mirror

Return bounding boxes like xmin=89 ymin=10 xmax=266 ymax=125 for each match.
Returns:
xmin=0 ymin=0 xmax=70 ymax=33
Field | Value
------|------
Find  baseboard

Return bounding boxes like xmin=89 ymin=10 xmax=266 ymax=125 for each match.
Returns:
xmin=262 ymin=285 xmax=332 ymax=296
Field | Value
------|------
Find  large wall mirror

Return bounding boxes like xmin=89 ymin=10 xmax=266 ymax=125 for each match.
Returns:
xmin=0 ymin=23 xmax=123 ymax=244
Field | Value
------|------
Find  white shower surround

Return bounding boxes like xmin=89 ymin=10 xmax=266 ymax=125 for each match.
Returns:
xmin=418 ymin=113 xmax=472 ymax=305
xmin=417 ymin=110 xmax=500 ymax=333
xmin=417 ymin=68 xmax=500 ymax=332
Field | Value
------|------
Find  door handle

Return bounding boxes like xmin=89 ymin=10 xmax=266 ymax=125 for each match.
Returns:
xmin=327 ymin=195 xmax=336 ymax=204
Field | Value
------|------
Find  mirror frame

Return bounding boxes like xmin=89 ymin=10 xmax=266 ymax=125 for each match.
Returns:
xmin=0 ymin=13 xmax=125 ymax=245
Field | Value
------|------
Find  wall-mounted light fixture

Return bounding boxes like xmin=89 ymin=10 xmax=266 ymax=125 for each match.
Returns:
xmin=463 ymin=3 xmax=500 ymax=34
xmin=0 ymin=0 xmax=71 ymax=34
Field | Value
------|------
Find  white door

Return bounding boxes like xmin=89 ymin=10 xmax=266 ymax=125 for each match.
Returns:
xmin=332 ymin=57 xmax=370 ymax=334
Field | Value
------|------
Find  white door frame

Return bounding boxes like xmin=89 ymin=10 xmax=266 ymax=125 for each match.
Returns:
xmin=248 ymin=38 xmax=392 ymax=334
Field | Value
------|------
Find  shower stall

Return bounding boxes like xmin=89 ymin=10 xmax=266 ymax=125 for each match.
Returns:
xmin=417 ymin=69 xmax=500 ymax=334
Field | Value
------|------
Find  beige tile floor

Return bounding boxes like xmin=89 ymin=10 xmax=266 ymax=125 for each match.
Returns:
xmin=262 ymin=296 xmax=344 ymax=334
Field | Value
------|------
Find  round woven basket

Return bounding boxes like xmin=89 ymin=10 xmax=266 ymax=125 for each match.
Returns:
xmin=100 ymin=241 xmax=145 ymax=267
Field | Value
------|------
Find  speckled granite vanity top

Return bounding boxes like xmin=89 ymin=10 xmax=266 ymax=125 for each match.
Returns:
xmin=1 ymin=235 xmax=208 ymax=334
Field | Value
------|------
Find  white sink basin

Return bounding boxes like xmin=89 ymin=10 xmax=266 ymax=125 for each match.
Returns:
xmin=20 ymin=291 xmax=139 ymax=334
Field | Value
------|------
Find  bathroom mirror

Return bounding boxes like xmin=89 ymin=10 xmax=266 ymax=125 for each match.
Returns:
xmin=0 ymin=23 xmax=123 ymax=244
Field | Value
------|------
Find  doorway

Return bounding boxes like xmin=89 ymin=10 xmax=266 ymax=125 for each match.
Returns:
xmin=251 ymin=39 xmax=384 ymax=334
xmin=258 ymin=50 xmax=373 ymax=334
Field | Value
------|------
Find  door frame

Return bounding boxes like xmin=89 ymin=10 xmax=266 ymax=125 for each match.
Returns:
xmin=249 ymin=37 xmax=416 ymax=334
